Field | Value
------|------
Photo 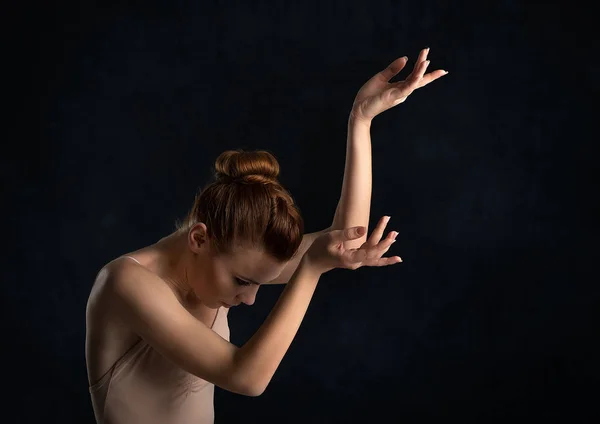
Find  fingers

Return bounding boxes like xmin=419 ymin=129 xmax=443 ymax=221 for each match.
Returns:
xmin=381 ymin=230 xmax=398 ymax=248
xmin=414 ymin=48 xmax=448 ymax=88
xmin=378 ymin=56 xmax=409 ymax=82
xmin=408 ymin=57 xmax=430 ymax=86
xmin=342 ymin=247 xmax=368 ymax=265
xmin=343 ymin=244 xmax=402 ymax=268
xmin=410 ymin=48 xmax=429 ymax=78
xmin=362 ymin=230 xmax=401 ymax=266
xmin=374 ymin=230 xmax=398 ymax=257
xmin=374 ymin=256 xmax=403 ymax=266
xmin=405 ymin=47 xmax=450 ymax=89
xmin=405 ymin=47 xmax=429 ymax=82
xmin=366 ymin=216 xmax=391 ymax=246
xmin=347 ymin=228 xmax=399 ymax=265
xmin=420 ymin=60 xmax=431 ymax=79
xmin=417 ymin=69 xmax=449 ymax=88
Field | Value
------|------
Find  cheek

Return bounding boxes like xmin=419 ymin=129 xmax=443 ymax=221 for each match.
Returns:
xmin=230 ymin=281 xmax=247 ymax=295
xmin=195 ymin=262 xmax=221 ymax=296
xmin=215 ymin=271 xmax=237 ymax=294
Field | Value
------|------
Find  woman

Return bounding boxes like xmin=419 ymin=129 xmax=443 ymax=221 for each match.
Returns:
xmin=86 ymin=47 xmax=446 ymax=423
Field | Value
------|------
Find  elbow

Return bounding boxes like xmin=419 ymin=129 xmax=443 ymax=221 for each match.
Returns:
xmin=246 ymin=387 xmax=263 ymax=397
xmin=223 ymin=377 xmax=262 ymax=397
xmin=246 ymin=381 xmax=267 ymax=397
xmin=230 ymin=350 xmax=269 ymax=397
xmin=230 ymin=366 xmax=266 ymax=397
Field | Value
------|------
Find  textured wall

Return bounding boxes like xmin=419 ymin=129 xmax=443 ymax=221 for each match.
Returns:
xmin=7 ymin=0 xmax=597 ymax=422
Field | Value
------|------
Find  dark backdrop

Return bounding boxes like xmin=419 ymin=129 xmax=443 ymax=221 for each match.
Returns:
xmin=7 ymin=0 xmax=598 ymax=422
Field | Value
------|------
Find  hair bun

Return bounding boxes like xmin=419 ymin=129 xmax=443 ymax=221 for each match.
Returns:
xmin=214 ymin=149 xmax=280 ymax=184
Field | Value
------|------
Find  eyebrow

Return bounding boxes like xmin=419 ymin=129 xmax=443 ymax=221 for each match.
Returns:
xmin=238 ymin=275 xmax=261 ymax=286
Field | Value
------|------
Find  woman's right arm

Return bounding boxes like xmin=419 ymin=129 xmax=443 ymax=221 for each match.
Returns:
xmin=108 ymin=258 xmax=322 ymax=397
xmin=111 ymin=218 xmax=397 ymax=397
xmin=233 ymin=255 xmax=322 ymax=395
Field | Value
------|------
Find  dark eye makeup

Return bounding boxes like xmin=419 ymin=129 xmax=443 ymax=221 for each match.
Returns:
xmin=235 ymin=276 xmax=252 ymax=286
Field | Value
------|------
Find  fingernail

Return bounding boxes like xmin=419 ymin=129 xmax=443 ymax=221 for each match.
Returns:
xmin=392 ymin=240 xmax=397 ymax=244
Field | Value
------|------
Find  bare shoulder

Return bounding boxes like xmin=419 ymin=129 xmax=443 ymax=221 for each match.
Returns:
xmin=87 ymin=256 xmax=250 ymax=395
xmin=87 ymin=257 xmax=177 ymax=325
xmin=86 ymin=257 xmax=168 ymax=384
xmin=89 ymin=258 xmax=149 ymax=309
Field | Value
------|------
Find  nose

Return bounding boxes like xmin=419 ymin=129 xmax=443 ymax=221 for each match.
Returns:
xmin=239 ymin=286 xmax=259 ymax=306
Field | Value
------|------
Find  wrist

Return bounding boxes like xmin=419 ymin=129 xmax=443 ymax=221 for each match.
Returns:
xmin=300 ymin=253 xmax=326 ymax=278
xmin=348 ymin=111 xmax=372 ymax=128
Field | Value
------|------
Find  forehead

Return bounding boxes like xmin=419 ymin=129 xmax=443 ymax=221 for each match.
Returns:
xmin=225 ymin=246 xmax=285 ymax=283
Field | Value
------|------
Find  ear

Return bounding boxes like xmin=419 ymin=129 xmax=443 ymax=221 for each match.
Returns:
xmin=188 ymin=222 xmax=209 ymax=253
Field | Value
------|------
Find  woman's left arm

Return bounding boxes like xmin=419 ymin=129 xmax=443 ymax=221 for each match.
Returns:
xmin=330 ymin=47 xmax=448 ymax=250
xmin=264 ymin=48 xmax=447 ymax=284
xmin=329 ymin=118 xmax=373 ymax=250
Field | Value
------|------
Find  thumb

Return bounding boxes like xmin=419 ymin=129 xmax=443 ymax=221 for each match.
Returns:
xmin=341 ymin=226 xmax=366 ymax=240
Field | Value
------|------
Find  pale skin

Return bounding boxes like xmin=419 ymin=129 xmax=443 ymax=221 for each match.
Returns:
xmin=85 ymin=47 xmax=446 ymax=395
xmin=350 ymin=46 xmax=448 ymax=122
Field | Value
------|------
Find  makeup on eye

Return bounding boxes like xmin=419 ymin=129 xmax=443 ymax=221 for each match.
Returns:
xmin=234 ymin=273 xmax=263 ymax=286
xmin=234 ymin=276 xmax=252 ymax=286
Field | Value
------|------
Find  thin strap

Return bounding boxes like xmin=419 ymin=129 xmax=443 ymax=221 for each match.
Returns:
xmin=211 ymin=307 xmax=220 ymax=329
xmin=122 ymin=255 xmax=142 ymax=265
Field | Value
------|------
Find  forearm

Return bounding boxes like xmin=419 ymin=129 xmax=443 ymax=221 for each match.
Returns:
xmin=330 ymin=116 xmax=373 ymax=248
xmin=234 ymin=255 xmax=322 ymax=396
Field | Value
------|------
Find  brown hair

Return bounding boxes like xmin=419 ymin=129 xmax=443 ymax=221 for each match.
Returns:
xmin=177 ymin=149 xmax=304 ymax=262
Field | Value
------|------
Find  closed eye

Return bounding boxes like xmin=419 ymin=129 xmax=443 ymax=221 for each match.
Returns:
xmin=235 ymin=277 xmax=252 ymax=286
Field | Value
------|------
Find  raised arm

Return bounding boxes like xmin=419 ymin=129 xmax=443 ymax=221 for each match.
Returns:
xmin=263 ymin=119 xmax=373 ymax=286
xmin=265 ymin=48 xmax=447 ymax=284
xmin=334 ymin=47 xmax=448 ymax=249
xmin=329 ymin=117 xmax=373 ymax=250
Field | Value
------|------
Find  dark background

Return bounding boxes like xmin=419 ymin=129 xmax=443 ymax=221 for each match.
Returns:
xmin=6 ymin=0 xmax=598 ymax=422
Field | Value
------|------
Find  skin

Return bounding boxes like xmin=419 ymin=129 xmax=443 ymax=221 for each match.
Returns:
xmin=350 ymin=47 xmax=448 ymax=123
xmin=87 ymin=46 xmax=446 ymax=391
xmin=126 ymin=222 xmax=289 ymax=309
xmin=102 ymin=47 xmax=445 ymax=313
xmin=86 ymin=223 xmax=289 ymax=387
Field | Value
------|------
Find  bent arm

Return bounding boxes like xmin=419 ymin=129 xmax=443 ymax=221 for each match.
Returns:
xmin=110 ymin=266 xmax=253 ymax=395
xmin=234 ymin=255 xmax=322 ymax=395
xmin=111 ymin=257 xmax=322 ymax=397
xmin=330 ymin=117 xmax=373 ymax=249
xmin=265 ymin=117 xmax=374 ymax=285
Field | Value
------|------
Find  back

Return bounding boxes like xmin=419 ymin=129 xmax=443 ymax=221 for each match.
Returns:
xmin=86 ymin=258 xmax=231 ymax=424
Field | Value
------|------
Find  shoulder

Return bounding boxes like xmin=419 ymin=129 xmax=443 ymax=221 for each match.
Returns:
xmin=86 ymin=257 xmax=172 ymax=384
xmin=87 ymin=257 xmax=174 ymax=321
xmin=89 ymin=257 xmax=143 ymax=299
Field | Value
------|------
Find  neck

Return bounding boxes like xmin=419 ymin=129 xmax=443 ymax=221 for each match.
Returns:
xmin=154 ymin=230 xmax=196 ymax=301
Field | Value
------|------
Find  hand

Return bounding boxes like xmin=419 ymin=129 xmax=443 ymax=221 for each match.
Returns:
xmin=304 ymin=216 xmax=402 ymax=275
xmin=350 ymin=47 xmax=448 ymax=123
